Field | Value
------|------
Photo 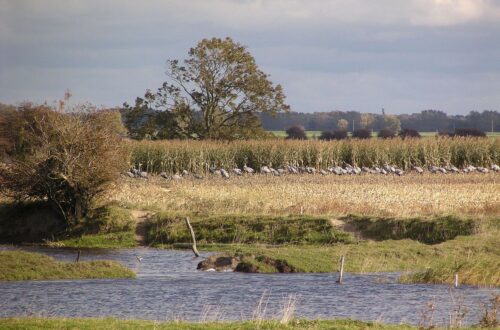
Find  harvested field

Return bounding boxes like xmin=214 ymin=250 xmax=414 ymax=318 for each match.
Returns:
xmin=109 ymin=173 xmax=500 ymax=217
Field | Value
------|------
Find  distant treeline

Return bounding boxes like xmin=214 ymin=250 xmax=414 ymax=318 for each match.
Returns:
xmin=259 ymin=110 xmax=500 ymax=132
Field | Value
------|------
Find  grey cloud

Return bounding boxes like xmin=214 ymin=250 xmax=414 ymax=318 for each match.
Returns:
xmin=1 ymin=0 xmax=499 ymax=113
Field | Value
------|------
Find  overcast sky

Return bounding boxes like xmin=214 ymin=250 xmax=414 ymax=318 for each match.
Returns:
xmin=1 ymin=0 xmax=500 ymax=114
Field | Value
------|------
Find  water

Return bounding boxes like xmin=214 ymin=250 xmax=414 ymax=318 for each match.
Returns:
xmin=0 ymin=246 xmax=498 ymax=325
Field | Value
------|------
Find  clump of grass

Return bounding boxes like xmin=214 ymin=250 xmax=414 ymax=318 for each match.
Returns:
xmin=0 ymin=250 xmax=135 ymax=281
xmin=56 ymin=232 xmax=137 ymax=248
xmin=401 ymin=257 xmax=500 ymax=287
xmin=85 ymin=204 xmax=136 ymax=234
xmin=146 ymin=214 xmax=354 ymax=246
xmin=128 ymin=138 xmax=500 ymax=173
xmin=344 ymin=215 xmax=479 ymax=244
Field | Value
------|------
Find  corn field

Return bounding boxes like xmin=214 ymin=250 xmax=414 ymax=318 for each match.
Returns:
xmin=127 ymin=138 xmax=500 ymax=174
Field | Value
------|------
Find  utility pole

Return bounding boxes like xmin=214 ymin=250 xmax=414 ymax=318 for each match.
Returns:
xmin=352 ymin=119 xmax=355 ymax=132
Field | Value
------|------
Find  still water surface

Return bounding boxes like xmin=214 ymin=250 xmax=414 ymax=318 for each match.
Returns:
xmin=0 ymin=246 xmax=498 ymax=325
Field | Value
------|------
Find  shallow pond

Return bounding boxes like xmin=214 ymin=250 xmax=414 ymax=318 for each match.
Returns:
xmin=0 ymin=246 xmax=498 ymax=326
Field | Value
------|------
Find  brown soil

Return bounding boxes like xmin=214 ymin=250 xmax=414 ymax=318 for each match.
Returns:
xmin=131 ymin=210 xmax=154 ymax=246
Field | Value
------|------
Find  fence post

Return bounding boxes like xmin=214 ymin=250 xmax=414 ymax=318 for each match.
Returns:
xmin=454 ymin=273 xmax=459 ymax=288
xmin=336 ymin=255 xmax=345 ymax=284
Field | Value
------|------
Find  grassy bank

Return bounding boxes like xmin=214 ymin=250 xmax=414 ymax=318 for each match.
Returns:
xmin=128 ymin=138 xmax=500 ymax=174
xmin=147 ymin=214 xmax=354 ymax=245
xmin=191 ymin=229 xmax=500 ymax=286
xmin=0 ymin=251 xmax=135 ymax=281
xmin=0 ymin=201 xmax=137 ymax=248
xmin=0 ymin=318 xmax=468 ymax=330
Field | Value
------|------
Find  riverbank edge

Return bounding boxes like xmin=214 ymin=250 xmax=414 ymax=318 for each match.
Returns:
xmin=0 ymin=317 xmax=482 ymax=330
xmin=0 ymin=250 xmax=135 ymax=281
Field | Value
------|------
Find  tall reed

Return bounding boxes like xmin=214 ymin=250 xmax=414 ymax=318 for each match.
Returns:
xmin=127 ymin=138 xmax=500 ymax=174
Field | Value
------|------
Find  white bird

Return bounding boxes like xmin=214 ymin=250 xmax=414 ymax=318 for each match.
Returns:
xmin=491 ymin=164 xmax=500 ymax=172
xmin=233 ymin=168 xmax=243 ymax=176
xmin=467 ymin=165 xmax=477 ymax=172
xmin=243 ymin=165 xmax=255 ymax=174
xmin=182 ymin=169 xmax=189 ymax=176
xmin=260 ymin=166 xmax=271 ymax=174
xmin=306 ymin=166 xmax=316 ymax=174
xmin=320 ymin=169 xmax=328 ymax=175
xmin=428 ymin=166 xmax=439 ymax=174
xmin=172 ymin=174 xmax=182 ymax=180
xmin=220 ymin=168 xmax=230 ymax=178
xmin=412 ymin=166 xmax=424 ymax=174
xmin=395 ymin=169 xmax=404 ymax=176
xmin=477 ymin=167 xmax=489 ymax=173
xmin=136 ymin=256 xmax=143 ymax=262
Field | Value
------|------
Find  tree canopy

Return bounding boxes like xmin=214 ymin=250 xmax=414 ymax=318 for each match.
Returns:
xmin=125 ymin=37 xmax=289 ymax=140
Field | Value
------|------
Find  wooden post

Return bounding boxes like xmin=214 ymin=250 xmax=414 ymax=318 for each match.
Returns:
xmin=336 ymin=255 xmax=345 ymax=284
xmin=75 ymin=250 xmax=81 ymax=263
xmin=185 ymin=217 xmax=200 ymax=257
xmin=454 ymin=273 xmax=459 ymax=288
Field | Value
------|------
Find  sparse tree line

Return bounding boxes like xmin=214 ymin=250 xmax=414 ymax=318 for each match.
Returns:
xmin=260 ymin=109 xmax=499 ymax=135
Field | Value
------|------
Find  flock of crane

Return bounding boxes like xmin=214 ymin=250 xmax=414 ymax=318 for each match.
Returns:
xmin=126 ymin=163 xmax=500 ymax=180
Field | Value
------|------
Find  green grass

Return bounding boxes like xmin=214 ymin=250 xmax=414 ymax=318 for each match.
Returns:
xmin=0 ymin=251 xmax=135 ymax=281
xmin=147 ymin=214 xmax=354 ymax=246
xmin=401 ymin=256 xmax=500 ymax=287
xmin=0 ymin=318 xmax=471 ymax=330
xmin=270 ymin=130 xmax=323 ymax=139
xmin=56 ymin=232 xmax=137 ymax=248
xmin=146 ymin=213 xmax=487 ymax=246
xmin=344 ymin=215 xmax=479 ymax=244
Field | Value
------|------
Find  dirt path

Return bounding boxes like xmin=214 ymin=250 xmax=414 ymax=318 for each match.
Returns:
xmin=131 ymin=210 xmax=154 ymax=246
xmin=329 ymin=218 xmax=365 ymax=240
